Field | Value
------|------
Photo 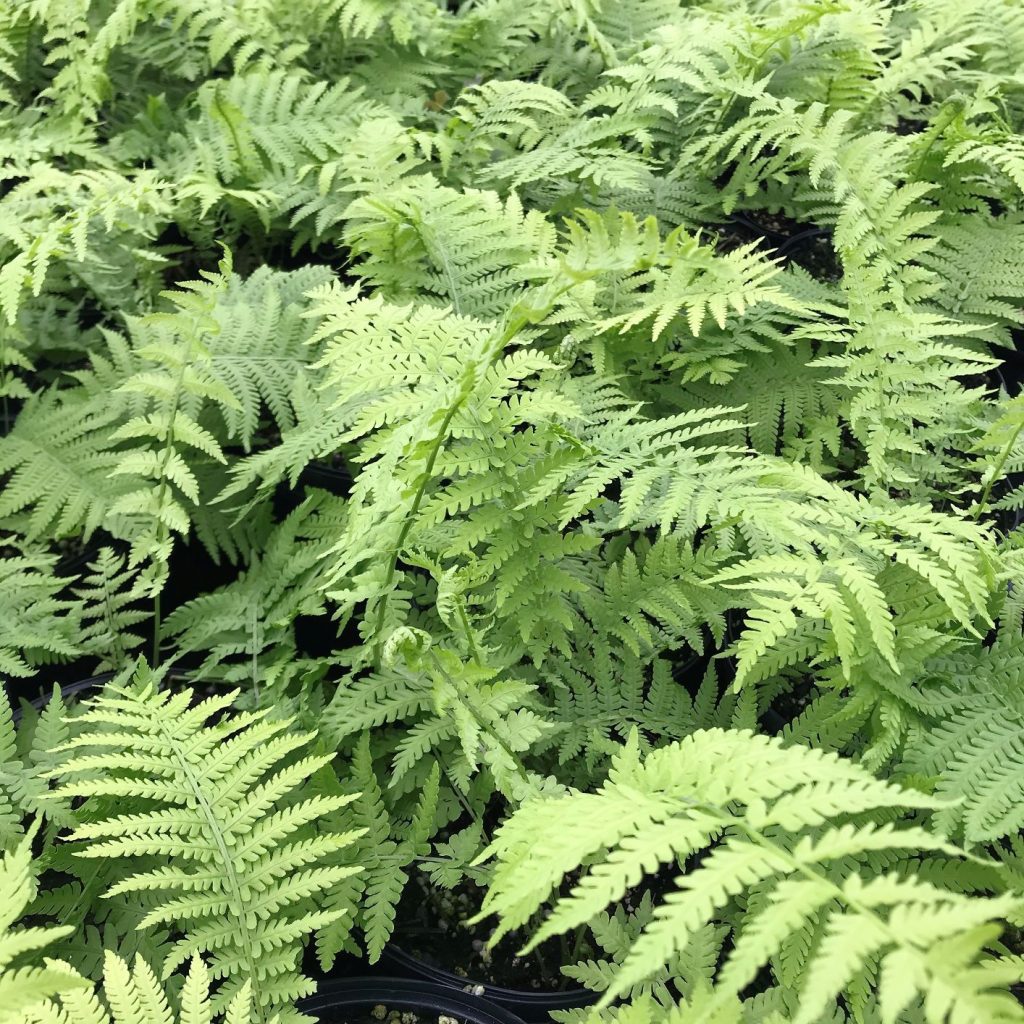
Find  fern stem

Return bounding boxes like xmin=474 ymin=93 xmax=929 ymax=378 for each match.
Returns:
xmin=370 ymin=398 xmax=465 ymax=652
xmin=101 ymin=560 xmax=126 ymax=670
xmin=973 ymin=418 xmax=1024 ymax=524
xmin=456 ymin=603 xmax=482 ymax=664
xmin=211 ymin=86 xmax=247 ymax=174
xmin=0 ymin=330 xmax=8 ymax=429
xmin=149 ymin=347 xmax=188 ymax=669
xmin=152 ymin=591 xmax=161 ymax=668
xmin=910 ymin=101 xmax=963 ymax=180
xmin=370 ymin=368 xmax=493 ymax=653
xmin=436 ymin=750 xmax=490 ymax=842
xmin=249 ymin=598 xmax=261 ymax=707
xmin=370 ymin=298 xmax=568 ymax=662
xmin=149 ymin=309 xmax=208 ymax=667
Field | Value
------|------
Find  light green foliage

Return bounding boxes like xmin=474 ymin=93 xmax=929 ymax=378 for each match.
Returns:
xmin=23 ymin=955 xmax=265 ymax=1024
xmin=72 ymin=549 xmax=148 ymax=671
xmin=0 ymin=386 xmax=131 ymax=543
xmin=0 ymin=827 xmax=90 ymax=1022
xmin=320 ymin=733 xmax=439 ymax=965
xmin=106 ymin=253 xmax=243 ymax=589
xmin=0 ymin=555 xmax=82 ymax=678
xmin=899 ymin=635 xmax=1024 ymax=845
xmin=478 ymin=730 xmax=1024 ymax=1023
xmin=162 ymin=493 xmax=343 ymax=697
xmin=0 ymin=829 xmax=262 ymax=1024
xmin=3 ymin=0 xmax=1024 ymax=1021
xmin=49 ymin=664 xmax=362 ymax=1022
xmin=0 ymin=687 xmax=75 ymax=846
xmin=204 ymin=268 xmax=335 ymax=445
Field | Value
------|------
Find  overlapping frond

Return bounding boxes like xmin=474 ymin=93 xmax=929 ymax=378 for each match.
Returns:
xmin=478 ymin=729 xmax=1024 ymax=1023
xmin=50 ymin=663 xmax=362 ymax=1022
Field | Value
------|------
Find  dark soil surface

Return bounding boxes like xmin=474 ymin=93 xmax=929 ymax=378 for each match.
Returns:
xmin=718 ymin=211 xmax=841 ymax=280
xmin=392 ymin=874 xmax=590 ymax=992
xmin=323 ymin=1009 xmax=472 ymax=1024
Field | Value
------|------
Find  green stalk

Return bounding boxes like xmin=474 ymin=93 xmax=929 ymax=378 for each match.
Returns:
xmin=370 ymin=300 xmax=561 ymax=660
xmin=973 ymin=418 xmax=1024 ymax=524
xmin=152 ymin=592 xmax=161 ymax=668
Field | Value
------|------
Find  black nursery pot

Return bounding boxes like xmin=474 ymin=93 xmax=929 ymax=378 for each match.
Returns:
xmin=377 ymin=946 xmax=596 ymax=1024
xmin=9 ymin=671 xmax=113 ymax=723
xmin=299 ymin=460 xmax=352 ymax=498
xmin=299 ymin=977 xmax=528 ymax=1024
xmin=723 ymin=212 xmax=836 ymax=275
xmin=10 ymin=667 xmax=194 ymax=724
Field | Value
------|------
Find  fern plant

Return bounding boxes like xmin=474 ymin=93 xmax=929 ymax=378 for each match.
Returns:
xmin=23 ymin=954 xmax=264 ymax=1024
xmin=0 ymin=554 xmax=82 ymax=679
xmin=477 ymin=729 xmax=1024 ymax=1023
xmin=4 ymin=0 xmax=1024 ymax=1019
xmin=48 ymin=662 xmax=362 ymax=1023
xmin=0 ymin=826 xmax=89 ymax=1020
xmin=0 ymin=828 xmax=262 ymax=1024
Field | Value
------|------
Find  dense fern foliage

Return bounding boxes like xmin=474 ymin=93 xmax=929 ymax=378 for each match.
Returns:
xmin=3 ymin=0 xmax=1024 ymax=1022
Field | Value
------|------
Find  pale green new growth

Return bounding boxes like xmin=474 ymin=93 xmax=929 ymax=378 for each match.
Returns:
xmin=3 ymin=0 xmax=1024 ymax=1021
xmin=49 ymin=663 xmax=361 ymax=1023
xmin=478 ymin=730 xmax=1024 ymax=1023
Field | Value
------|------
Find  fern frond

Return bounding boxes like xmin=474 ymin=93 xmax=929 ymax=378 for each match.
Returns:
xmin=345 ymin=180 xmax=556 ymax=320
xmin=477 ymin=729 xmax=1023 ymax=1023
xmin=106 ymin=251 xmax=242 ymax=590
xmin=178 ymin=70 xmax=387 ymax=190
xmin=201 ymin=265 xmax=335 ymax=450
xmin=901 ymin=638 xmax=1024 ymax=844
xmin=0 ymin=168 xmax=171 ymax=325
xmin=50 ymin=663 xmax=362 ymax=1022
xmin=0 ymin=554 xmax=81 ymax=678
xmin=23 ymin=954 xmax=265 ymax=1024
xmin=0 ymin=385 xmax=130 ymax=543
xmin=322 ymin=733 xmax=440 ymax=964
xmin=163 ymin=492 xmax=342 ymax=693
xmin=0 ymin=826 xmax=90 ymax=1023
xmin=72 ymin=548 xmax=149 ymax=672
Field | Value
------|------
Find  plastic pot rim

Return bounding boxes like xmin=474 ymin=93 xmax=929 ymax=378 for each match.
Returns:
xmin=11 ymin=667 xmax=196 ymax=724
xmin=298 ymin=976 xmax=528 ymax=1024
xmin=379 ymin=944 xmax=596 ymax=1018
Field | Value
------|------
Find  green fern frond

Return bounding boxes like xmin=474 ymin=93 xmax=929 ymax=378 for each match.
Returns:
xmin=0 ymin=387 xmax=130 ymax=542
xmin=946 ymin=133 xmax=1024 ymax=198
xmin=50 ymin=663 xmax=362 ymax=1022
xmin=0 ymin=169 xmax=171 ymax=325
xmin=163 ymin=492 xmax=342 ymax=693
xmin=0 ymin=684 xmax=77 ymax=845
xmin=0 ymin=825 xmax=90 ymax=1023
xmin=596 ymin=231 xmax=803 ymax=341
xmin=0 ymin=554 xmax=81 ymax=678
xmin=344 ymin=180 xmax=556 ymax=319
xmin=477 ymin=728 xmax=1024 ymax=1023
xmin=322 ymin=733 xmax=440 ymax=964
xmin=450 ymin=78 xmax=661 ymax=193
xmin=23 ymin=954 xmax=266 ymax=1024
xmin=72 ymin=548 xmax=149 ymax=672
xmin=902 ymin=638 xmax=1024 ymax=844
xmin=197 ymin=264 xmax=335 ymax=449
xmin=331 ymin=0 xmax=446 ymax=47
xmin=179 ymin=70 xmax=387 ymax=189
xmin=922 ymin=219 xmax=1024 ymax=335
xmin=105 ymin=251 xmax=242 ymax=590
